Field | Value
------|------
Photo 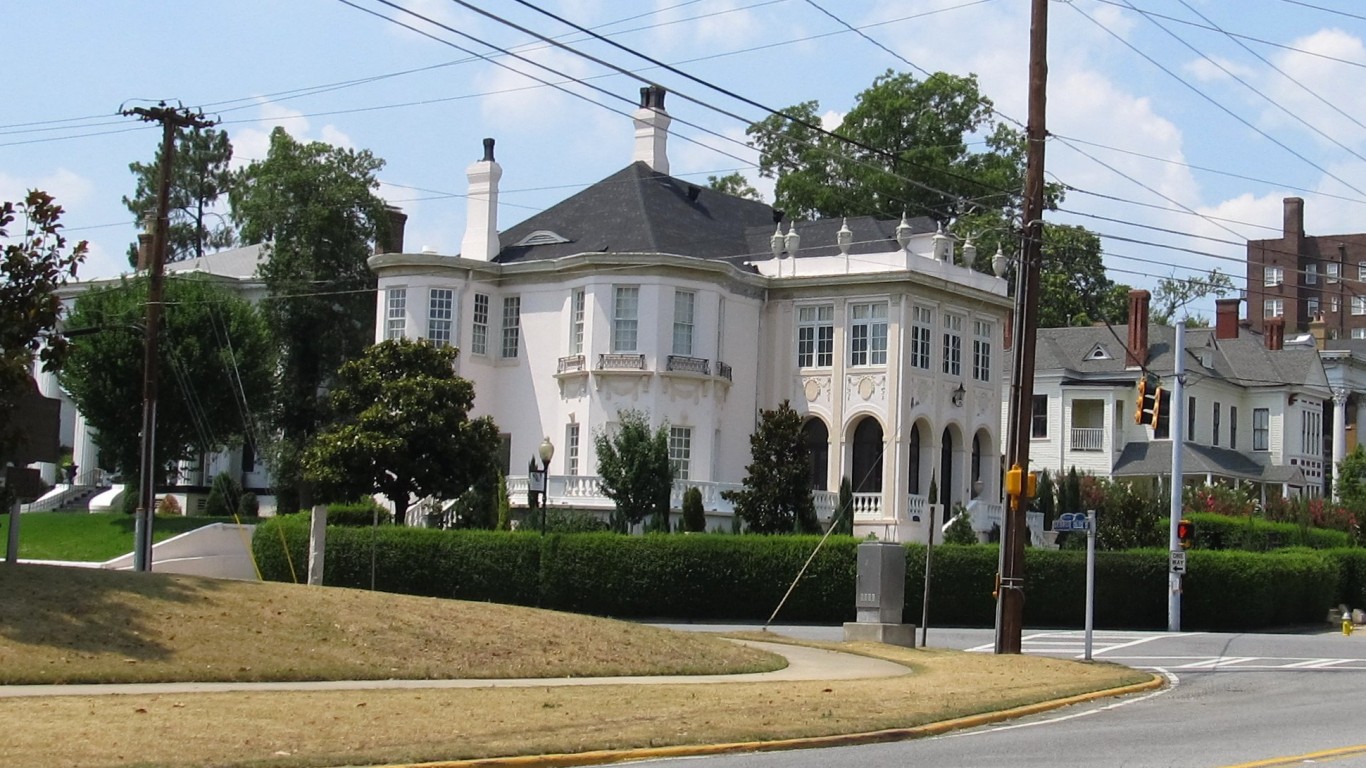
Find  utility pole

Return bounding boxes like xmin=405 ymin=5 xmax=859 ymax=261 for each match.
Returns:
xmin=1168 ymin=322 xmax=1186 ymax=631
xmin=120 ymin=103 xmax=215 ymax=572
xmin=996 ymin=0 xmax=1049 ymax=654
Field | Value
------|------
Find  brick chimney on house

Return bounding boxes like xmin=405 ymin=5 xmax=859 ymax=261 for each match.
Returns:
xmin=1126 ymin=289 xmax=1151 ymax=367
xmin=1309 ymin=313 xmax=1327 ymax=349
xmin=1214 ymin=297 xmax=1241 ymax=340
xmin=377 ymin=205 xmax=407 ymax=255
xmin=633 ymin=85 xmax=671 ymax=174
xmin=1265 ymin=316 xmax=1286 ymax=351
xmin=1284 ymin=196 xmax=1304 ymax=240
xmin=460 ymin=138 xmax=502 ymax=262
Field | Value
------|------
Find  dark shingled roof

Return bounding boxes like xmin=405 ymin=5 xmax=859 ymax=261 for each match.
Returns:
xmin=490 ymin=161 xmax=941 ymax=267
xmin=493 ymin=162 xmax=779 ymax=264
xmin=1112 ymin=441 xmax=1306 ymax=486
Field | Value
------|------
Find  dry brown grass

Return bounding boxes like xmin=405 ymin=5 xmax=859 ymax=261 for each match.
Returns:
xmin=0 ymin=564 xmax=1151 ymax=768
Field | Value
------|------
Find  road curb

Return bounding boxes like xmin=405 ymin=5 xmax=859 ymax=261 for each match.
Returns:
xmin=375 ymin=673 xmax=1166 ymax=768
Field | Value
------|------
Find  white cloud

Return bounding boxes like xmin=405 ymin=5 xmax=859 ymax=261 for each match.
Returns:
xmin=0 ymin=168 xmax=95 ymax=211
xmin=229 ymin=100 xmax=355 ymax=168
xmin=820 ymin=110 xmax=844 ymax=132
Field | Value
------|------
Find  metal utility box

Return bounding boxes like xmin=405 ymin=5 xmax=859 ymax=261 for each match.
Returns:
xmin=854 ymin=541 xmax=906 ymax=625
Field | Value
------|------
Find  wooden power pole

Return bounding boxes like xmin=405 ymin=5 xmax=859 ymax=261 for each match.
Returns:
xmin=120 ymin=103 xmax=214 ymax=572
xmin=996 ymin=0 xmax=1050 ymax=654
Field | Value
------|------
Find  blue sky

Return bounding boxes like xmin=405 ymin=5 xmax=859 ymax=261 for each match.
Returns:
xmin=6 ymin=0 xmax=1364 ymax=320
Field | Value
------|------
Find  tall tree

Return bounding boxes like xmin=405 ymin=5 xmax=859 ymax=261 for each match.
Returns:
xmin=1037 ymin=224 xmax=1131 ymax=328
xmin=594 ymin=410 xmax=673 ymax=533
xmin=123 ymin=127 xmax=235 ymax=265
xmin=302 ymin=339 xmax=500 ymax=526
xmin=229 ymin=127 xmax=389 ymax=512
xmin=706 ymin=173 xmax=762 ymax=202
xmin=0 ymin=191 xmax=86 ymax=459
xmin=1151 ymin=269 xmax=1235 ymax=327
xmin=59 ymin=275 xmax=274 ymax=488
xmin=723 ymin=401 xmax=819 ymax=534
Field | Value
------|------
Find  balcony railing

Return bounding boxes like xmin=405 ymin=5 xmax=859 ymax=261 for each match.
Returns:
xmin=598 ymin=353 xmax=646 ymax=370
xmin=717 ymin=361 xmax=733 ymax=382
xmin=557 ymin=354 xmax=586 ymax=373
xmin=1070 ymin=426 xmax=1105 ymax=452
xmin=666 ymin=355 xmax=710 ymax=375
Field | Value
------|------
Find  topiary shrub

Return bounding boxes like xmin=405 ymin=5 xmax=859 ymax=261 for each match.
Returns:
xmin=681 ymin=487 xmax=706 ymax=533
xmin=327 ymin=499 xmax=393 ymax=527
xmin=205 ymin=472 xmax=242 ymax=517
xmin=942 ymin=506 xmax=977 ymax=545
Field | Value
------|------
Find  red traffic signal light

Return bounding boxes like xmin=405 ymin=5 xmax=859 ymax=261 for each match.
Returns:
xmin=1177 ymin=518 xmax=1194 ymax=549
xmin=1135 ymin=377 xmax=1160 ymax=426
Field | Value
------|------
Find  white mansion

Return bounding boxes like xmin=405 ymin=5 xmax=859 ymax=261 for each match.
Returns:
xmin=370 ymin=86 xmax=1014 ymax=540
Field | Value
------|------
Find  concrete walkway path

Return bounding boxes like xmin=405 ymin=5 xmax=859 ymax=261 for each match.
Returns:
xmin=0 ymin=640 xmax=910 ymax=699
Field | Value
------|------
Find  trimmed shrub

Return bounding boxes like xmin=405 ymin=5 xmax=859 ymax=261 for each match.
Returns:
xmin=237 ymin=492 xmax=260 ymax=518
xmin=681 ymin=487 xmax=706 ymax=533
xmin=1178 ymin=513 xmax=1351 ymax=551
xmin=1325 ymin=548 xmax=1366 ymax=609
xmin=543 ymin=509 xmax=611 ymax=534
xmin=205 ymin=472 xmax=242 ymax=517
xmin=327 ymin=500 xmax=392 ymax=527
xmin=942 ymin=508 xmax=977 ymax=545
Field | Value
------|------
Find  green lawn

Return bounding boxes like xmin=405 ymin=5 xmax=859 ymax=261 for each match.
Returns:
xmin=0 ymin=512 xmax=225 ymax=562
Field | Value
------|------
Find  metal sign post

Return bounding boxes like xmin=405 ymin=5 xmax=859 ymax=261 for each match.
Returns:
xmin=1085 ymin=509 xmax=1096 ymax=661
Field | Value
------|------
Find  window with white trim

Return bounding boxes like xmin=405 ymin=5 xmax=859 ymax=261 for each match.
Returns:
xmin=500 ymin=296 xmax=520 ymax=359
xmin=1328 ymin=263 xmax=1341 ymax=283
xmin=972 ymin=319 xmax=992 ymax=382
xmin=673 ymin=290 xmax=695 ymax=355
xmin=385 ymin=288 xmax=407 ymax=340
xmin=471 ymin=293 xmax=489 ymax=355
xmin=1331 ymin=296 xmax=1341 ymax=313
xmin=911 ymin=306 xmax=932 ymax=370
xmin=1307 ymin=263 xmax=1318 ymax=284
xmin=669 ymin=426 xmax=692 ymax=481
xmin=427 ymin=288 xmax=453 ymax=348
xmin=570 ymin=289 xmax=585 ymax=355
xmin=1354 ymin=328 xmax=1366 ymax=340
xmin=1264 ymin=299 xmax=1283 ymax=319
xmin=943 ymin=313 xmax=963 ymax=376
xmin=1353 ymin=296 xmax=1366 ymax=316
xmin=565 ymin=423 xmax=580 ymax=476
xmin=849 ymin=302 xmax=888 ymax=366
xmin=796 ymin=304 xmax=834 ymax=368
xmin=1360 ymin=262 xmax=1366 ymax=282
xmin=1302 ymin=408 xmax=1321 ymax=455
xmin=1307 ymin=297 xmax=1320 ymax=318
xmin=1253 ymin=408 xmax=1269 ymax=451
xmin=1264 ymin=266 xmax=1284 ymax=286
xmin=612 ymin=285 xmax=639 ymax=352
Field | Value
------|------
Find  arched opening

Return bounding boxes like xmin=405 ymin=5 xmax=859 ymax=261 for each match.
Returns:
xmin=940 ymin=427 xmax=954 ymax=507
xmin=851 ymin=417 xmax=884 ymax=493
xmin=908 ymin=423 xmax=922 ymax=496
xmin=971 ymin=432 xmax=983 ymax=496
xmin=802 ymin=418 xmax=830 ymax=491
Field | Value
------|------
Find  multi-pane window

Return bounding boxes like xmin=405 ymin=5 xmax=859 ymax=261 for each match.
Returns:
xmin=972 ymin=319 xmax=992 ymax=382
xmin=385 ymin=288 xmax=406 ymax=340
xmin=1352 ymin=296 xmax=1366 ymax=316
xmin=1354 ymin=328 xmax=1366 ymax=340
xmin=796 ymin=305 xmax=834 ymax=368
xmin=1302 ymin=409 xmax=1322 ymax=455
xmin=910 ymin=306 xmax=932 ymax=370
xmin=1359 ymin=262 xmax=1366 ymax=282
xmin=1264 ymin=266 xmax=1284 ymax=286
xmin=1307 ymin=298 xmax=1320 ymax=318
xmin=943 ymin=313 xmax=964 ymax=376
xmin=612 ymin=285 xmax=639 ymax=352
xmin=1213 ymin=402 xmax=1221 ymax=447
xmin=1031 ymin=395 xmax=1047 ymax=438
xmin=849 ymin=302 xmax=888 ymax=366
xmin=500 ymin=296 xmax=520 ymax=359
xmin=570 ymin=289 xmax=585 ymax=355
xmin=1253 ymin=408 xmax=1269 ymax=451
xmin=1187 ymin=396 xmax=1196 ymax=443
xmin=1264 ymin=299 xmax=1283 ymax=319
xmin=427 ymin=288 xmax=453 ymax=348
xmin=673 ymin=290 xmax=695 ymax=355
xmin=1230 ymin=406 xmax=1238 ymax=450
xmin=1331 ymin=296 xmax=1341 ymax=313
xmin=1328 ymin=263 xmax=1341 ymax=283
xmin=669 ymin=426 xmax=692 ymax=481
xmin=564 ymin=423 xmax=580 ymax=476
xmin=472 ymin=293 xmax=489 ymax=355
xmin=1307 ymin=264 xmax=1318 ymax=284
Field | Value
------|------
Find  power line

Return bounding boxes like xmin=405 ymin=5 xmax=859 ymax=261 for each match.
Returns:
xmin=1277 ymin=0 xmax=1366 ymax=22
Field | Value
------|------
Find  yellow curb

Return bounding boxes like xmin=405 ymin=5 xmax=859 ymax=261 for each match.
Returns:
xmin=372 ymin=673 xmax=1166 ymax=768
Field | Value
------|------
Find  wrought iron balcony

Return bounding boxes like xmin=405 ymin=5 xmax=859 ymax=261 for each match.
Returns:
xmin=666 ymin=355 xmax=710 ymax=375
xmin=557 ymin=354 xmax=586 ymax=373
xmin=717 ymin=361 xmax=733 ymax=381
xmin=598 ymin=353 xmax=646 ymax=370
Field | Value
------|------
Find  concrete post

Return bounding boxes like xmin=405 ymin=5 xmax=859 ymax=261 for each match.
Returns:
xmin=307 ymin=504 xmax=327 ymax=586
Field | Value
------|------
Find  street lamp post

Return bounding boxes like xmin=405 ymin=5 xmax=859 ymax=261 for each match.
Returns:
xmin=529 ymin=436 xmax=555 ymax=534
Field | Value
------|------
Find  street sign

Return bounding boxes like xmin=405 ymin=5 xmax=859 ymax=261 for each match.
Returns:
xmin=1053 ymin=512 xmax=1090 ymax=532
xmin=1170 ymin=550 xmax=1187 ymax=575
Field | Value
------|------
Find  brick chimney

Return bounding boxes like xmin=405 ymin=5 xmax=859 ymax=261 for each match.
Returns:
xmin=1126 ymin=289 xmax=1151 ymax=367
xmin=460 ymin=138 xmax=502 ymax=262
xmin=1214 ymin=297 xmax=1241 ymax=340
xmin=632 ymin=85 xmax=671 ymax=174
xmin=1265 ymin=316 xmax=1285 ymax=351
xmin=1309 ymin=313 xmax=1327 ymax=349
xmin=1283 ymin=197 xmax=1304 ymax=240
xmin=377 ymin=205 xmax=407 ymax=255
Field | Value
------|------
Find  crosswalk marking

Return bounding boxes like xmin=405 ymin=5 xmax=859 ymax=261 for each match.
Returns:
xmin=964 ymin=632 xmax=1366 ymax=672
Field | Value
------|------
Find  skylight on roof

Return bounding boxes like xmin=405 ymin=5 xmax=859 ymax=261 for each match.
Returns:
xmin=514 ymin=230 xmax=569 ymax=247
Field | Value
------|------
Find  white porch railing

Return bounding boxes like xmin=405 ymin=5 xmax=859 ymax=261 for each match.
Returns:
xmin=1069 ymin=427 xmax=1105 ymax=452
xmin=510 ymin=474 xmax=742 ymax=513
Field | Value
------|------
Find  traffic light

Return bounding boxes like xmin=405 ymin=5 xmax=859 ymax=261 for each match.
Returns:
xmin=1005 ymin=464 xmax=1038 ymax=512
xmin=1135 ymin=377 xmax=1159 ymax=425
xmin=1177 ymin=518 xmax=1194 ymax=549
xmin=1149 ymin=387 xmax=1165 ymax=429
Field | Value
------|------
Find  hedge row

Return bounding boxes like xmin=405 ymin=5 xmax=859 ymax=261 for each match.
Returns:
xmin=251 ymin=518 xmax=1353 ymax=630
xmin=1178 ymin=513 xmax=1351 ymax=551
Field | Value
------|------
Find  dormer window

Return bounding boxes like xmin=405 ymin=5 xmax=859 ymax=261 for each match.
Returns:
xmin=514 ymin=230 xmax=570 ymax=247
xmin=1084 ymin=343 xmax=1112 ymax=361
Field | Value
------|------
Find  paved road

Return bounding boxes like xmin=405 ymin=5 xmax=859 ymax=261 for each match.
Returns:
xmin=648 ymin=624 xmax=1366 ymax=768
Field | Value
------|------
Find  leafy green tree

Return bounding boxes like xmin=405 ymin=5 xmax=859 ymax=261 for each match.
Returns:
xmin=302 ymin=338 xmax=500 ymax=526
xmin=1336 ymin=446 xmax=1366 ymax=511
xmin=495 ymin=472 xmax=511 ymax=531
xmin=0 ymin=191 xmax=86 ymax=463
xmin=1151 ymin=269 xmax=1235 ymax=327
xmin=594 ymin=409 xmax=673 ymax=532
xmin=123 ymin=127 xmax=235 ymax=265
xmin=230 ymin=127 xmax=389 ymax=512
xmin=942 ymin=506 xmax=978 ymax=545
xmin=723 ymin=401 xmax=819 ymax=534
xmin=707 ymin=173 xmax=762 ymax=201
xmin=834 ymin=476 xmax=854 ymax=535
xmin=59 ymin=275 xmax=274 ymax=489
xmin=1035 ymin=470 xmax=1056 ymax=529
xmin=1036 ymin=224 xmax=1131 ymax=328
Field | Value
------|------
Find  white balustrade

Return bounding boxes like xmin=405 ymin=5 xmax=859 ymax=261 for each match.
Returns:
xmin=1070 ymin=427 xmax=1105 ymax=452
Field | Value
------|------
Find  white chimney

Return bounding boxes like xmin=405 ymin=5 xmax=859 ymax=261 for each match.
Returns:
xmin=632 ymin=85 xmax=671 ymax=174
xmin=460 ymin=137 xmax=502 ymax=261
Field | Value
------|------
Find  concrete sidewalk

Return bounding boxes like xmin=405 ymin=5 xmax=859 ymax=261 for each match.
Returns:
xmin=0 ymin=640 xmax=910 ymax=699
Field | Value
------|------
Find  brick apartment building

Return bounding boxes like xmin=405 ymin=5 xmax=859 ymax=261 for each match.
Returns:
xmin=1247 ymin=197 xmax=1366 ymax=339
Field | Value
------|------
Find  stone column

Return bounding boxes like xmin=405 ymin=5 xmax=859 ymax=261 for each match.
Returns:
xmin=1333 ymin=389 xmax=1349 ymax=501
